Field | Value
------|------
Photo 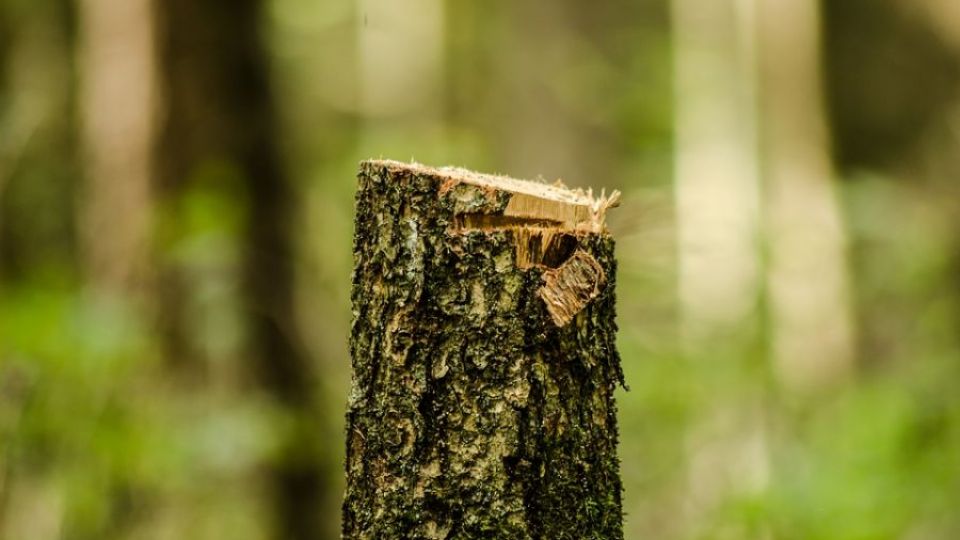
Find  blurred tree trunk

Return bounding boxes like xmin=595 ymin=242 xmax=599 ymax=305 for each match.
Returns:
xmin=496 ymin=1 xmax=580 ymax=181
xmin=152 ymin=1 xmax=327 ymax=538
xmin=670 ymin=3 xmax=771 ymax=531
xmin=0 ymin=0 xmax=77 ymax=536
xmin=822 ymin=0 xmax=960 ymax=372
xmin=671 ymin=0 xmax=761 ymax=338
xmin=0 ymin=0 xmax=79 ymax=285
xmin=0 ymin=6 xmax=9 ymax=206
xmin=356 ymin=0 xmax=443 ymax=154
xmin=76 ymin=0 xmax=154 ymax=294
xmin=757 ymin=0 xmax=854 ymax=391
xmin=492 ymin=0 xmax=617 ymax=186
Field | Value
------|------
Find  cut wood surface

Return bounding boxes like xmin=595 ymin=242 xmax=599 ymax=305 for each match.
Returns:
xmin=344 ymin=160 xmax=624 ymax=539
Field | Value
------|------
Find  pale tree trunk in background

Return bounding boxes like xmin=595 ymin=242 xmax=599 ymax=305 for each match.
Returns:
xmin=494 ymin=0 xmax=619 ymax=187
xmin=75 ymin=3 xmax=155 ymax=535
xmin=77 ymin=0 xmax=154 ymax=293
xmin=672 ymin=0 xmax=761 ymax=338
xmin=356 ymin=0 xmax=443 ymax=148
xmin=497 ymin=1 xmax=581 ymax=182
xmin=671 ymin=1 xmax=768 ymax=533
xmin=757 ymin=0 xmax=854 ymax=392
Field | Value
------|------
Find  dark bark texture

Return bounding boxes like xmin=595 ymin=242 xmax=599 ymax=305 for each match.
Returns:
xmin=344 ymin=160 xmax=624 ymax=539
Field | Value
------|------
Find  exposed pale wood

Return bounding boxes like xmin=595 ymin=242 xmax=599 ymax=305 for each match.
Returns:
xmin=370 ymin=159 xmax=620 ymax=233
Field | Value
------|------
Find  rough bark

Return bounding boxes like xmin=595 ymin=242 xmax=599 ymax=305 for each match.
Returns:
xmin=344 ymin=160 xmax=624 ymax=539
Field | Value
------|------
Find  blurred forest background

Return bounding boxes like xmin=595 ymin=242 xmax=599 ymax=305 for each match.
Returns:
xmin=1 ymin=0 xmax=959 ymax=538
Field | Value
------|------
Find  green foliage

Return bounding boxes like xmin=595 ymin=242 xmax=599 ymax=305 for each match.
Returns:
xmin=2 ymin=0 xmax=959 ymax=538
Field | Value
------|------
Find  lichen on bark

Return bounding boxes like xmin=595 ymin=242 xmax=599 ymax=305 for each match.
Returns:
xmin=343 ymin=160 xmax=624 ymax=539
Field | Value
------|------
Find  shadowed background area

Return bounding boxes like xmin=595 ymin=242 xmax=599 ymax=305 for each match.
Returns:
xmin=1 ymin=0 xmax=959 ymax=538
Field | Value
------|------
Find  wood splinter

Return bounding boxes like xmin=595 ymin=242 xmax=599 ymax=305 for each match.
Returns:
xmin=539 ymin=249 xmax=607 ymax=327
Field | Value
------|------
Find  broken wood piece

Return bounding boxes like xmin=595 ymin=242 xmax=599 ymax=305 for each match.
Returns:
xmin=539 ymin=249 xmax=607 ymax=327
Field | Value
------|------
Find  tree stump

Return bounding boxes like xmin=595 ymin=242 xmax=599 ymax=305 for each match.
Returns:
xmin=344 ymin=160 xmax=624 ymax=539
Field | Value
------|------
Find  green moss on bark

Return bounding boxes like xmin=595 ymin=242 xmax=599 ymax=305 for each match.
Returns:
xmin=343 ymin=161 xmax=624 ymax=539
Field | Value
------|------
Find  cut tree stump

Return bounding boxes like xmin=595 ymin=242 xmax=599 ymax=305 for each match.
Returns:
xmin=343 ymin=160 xmax=624 ymax=539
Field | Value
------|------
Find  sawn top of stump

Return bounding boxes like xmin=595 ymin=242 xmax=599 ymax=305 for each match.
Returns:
xmin=362 ymin=159 xmax=620 ymax=234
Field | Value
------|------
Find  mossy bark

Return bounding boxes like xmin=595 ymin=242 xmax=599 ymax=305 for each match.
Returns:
xmin=344 ymin=160 xmax=624 ymax=539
